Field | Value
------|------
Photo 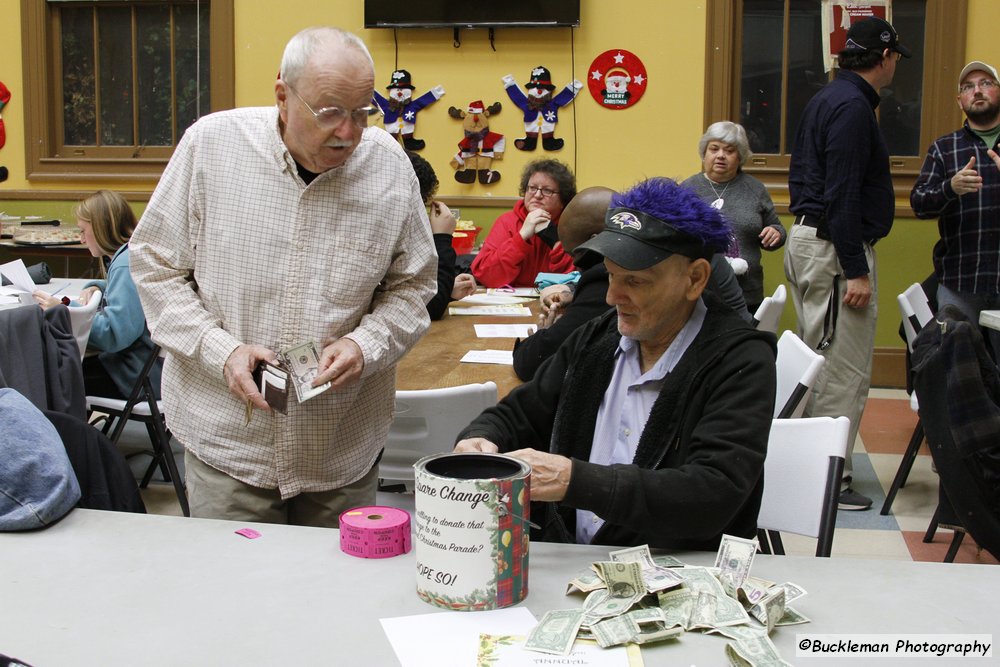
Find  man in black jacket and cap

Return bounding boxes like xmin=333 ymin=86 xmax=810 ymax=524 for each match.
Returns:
xmin=455 ymin=177 xmax=776 ymax=550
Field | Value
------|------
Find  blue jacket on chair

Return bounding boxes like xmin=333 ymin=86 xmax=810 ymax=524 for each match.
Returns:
xmin=0 ymin=388 xmax=81 ymax=530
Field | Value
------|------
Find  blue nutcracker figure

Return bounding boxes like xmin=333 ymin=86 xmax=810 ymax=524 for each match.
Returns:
xmin=502 ymin=66 xmax=583 ymax=151
xmin=372 ymin=69 xmax=444 ymax=151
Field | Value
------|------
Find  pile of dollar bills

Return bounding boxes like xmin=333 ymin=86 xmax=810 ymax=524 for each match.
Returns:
xmin=523 ymin=536 xmax=809 ymax=666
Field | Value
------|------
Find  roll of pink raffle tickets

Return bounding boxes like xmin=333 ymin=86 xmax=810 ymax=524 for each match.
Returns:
xmin=339 ymin=506 xmax=412 ymax=559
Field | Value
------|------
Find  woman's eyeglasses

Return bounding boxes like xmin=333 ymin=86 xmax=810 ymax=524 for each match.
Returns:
xmin=526 ymin=185 xmax=558 ymax=198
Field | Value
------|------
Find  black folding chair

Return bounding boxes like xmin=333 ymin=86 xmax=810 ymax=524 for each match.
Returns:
xmin=86 ymin=345 xmax=189 ymax=516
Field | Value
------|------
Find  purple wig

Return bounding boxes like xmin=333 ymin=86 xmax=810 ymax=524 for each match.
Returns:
xmin=610 ymin=177 xmax=732 ymax=254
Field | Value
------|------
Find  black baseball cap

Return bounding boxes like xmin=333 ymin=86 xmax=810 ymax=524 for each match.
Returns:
xmin=574 ymin=208 xmax=713 ymax=271
xmin=843 ymin=16 xmax=911 ymax=58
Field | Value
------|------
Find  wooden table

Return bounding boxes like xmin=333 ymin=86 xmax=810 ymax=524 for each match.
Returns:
xmin=396 ymin=299 xmax=538 ymax=398
xmin=0 ymin=240 xmax=98 ymax=278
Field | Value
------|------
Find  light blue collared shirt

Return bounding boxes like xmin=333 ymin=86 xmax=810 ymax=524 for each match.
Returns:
xmin=575 ymin=299 xmax=707 ymax=544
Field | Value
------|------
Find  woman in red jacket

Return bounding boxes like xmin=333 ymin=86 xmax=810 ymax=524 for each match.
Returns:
xmin=471 ymin=159 xmax=577 ymax=287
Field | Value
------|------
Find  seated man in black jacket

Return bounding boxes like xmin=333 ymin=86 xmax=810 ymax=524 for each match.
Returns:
xmin=455 ymin=177 xmax=776 ymax=550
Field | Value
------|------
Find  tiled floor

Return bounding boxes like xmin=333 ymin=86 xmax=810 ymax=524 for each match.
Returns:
xmin=137 ymin=389 xmax=998 ymax=565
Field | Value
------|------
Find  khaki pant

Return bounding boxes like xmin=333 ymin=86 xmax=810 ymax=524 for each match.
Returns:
xmin=784 ymin=223 xmax=877 ymax=477
xmin=184 ymin=450 xmax=378 ymax=527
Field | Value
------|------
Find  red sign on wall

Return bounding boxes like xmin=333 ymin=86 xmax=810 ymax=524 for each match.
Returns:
xmin=822 ymin=0 xmax=892 ymax=72
xmin=587 ymin=49 xmax=647 ymax=110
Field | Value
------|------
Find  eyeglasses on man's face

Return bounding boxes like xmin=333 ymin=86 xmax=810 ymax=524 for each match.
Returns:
xmin=286 ymin=83 xmax=377 ymax=130
xmin=526 ymin=185 xmax=559 ymax=198
xmin=960 ymin=79 xmax=998 ymax=95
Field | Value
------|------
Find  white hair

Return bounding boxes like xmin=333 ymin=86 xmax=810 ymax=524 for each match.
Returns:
xmin=698 ymin=121 xmax=752 ymax=167
xmin=279 ymin=27 xmax=374 ymax=86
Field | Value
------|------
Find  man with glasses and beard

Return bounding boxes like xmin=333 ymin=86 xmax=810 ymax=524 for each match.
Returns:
xmin=912 ymin=60 xmax=1000 ymax=357
xmin=130 ymin=27 xmax=436 ymax=526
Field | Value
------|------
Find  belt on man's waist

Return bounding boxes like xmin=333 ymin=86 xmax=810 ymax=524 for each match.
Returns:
xmin=793 ymin=214 xmax=879 ymax=246
xmin=794 ymin=214 xmax=823 ymax=228
xmin=793 ymin=214 xmax=831 ymax=241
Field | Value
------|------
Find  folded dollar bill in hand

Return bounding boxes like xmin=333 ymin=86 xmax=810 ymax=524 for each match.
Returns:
xmin=281 ymin=340 xmax=331 ymax=403
xmin=249 ymin=340 xmax=331 ymax=418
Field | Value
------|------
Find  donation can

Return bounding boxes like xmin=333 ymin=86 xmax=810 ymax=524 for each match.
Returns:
xmin=413 ymin=452 xmax=531 ymax=611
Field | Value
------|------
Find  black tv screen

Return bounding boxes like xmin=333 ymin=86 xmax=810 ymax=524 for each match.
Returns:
xmin=364 ymin=0 xmax=581 ymax=28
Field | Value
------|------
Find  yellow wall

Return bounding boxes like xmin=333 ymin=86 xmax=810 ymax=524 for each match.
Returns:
xmin=966 ymin=0 xmax=1000 ymax=60
xmin=0 ymin=1 xmax=706 ymax=195
xmin=229 ymin=0 xmax=707 ymax=197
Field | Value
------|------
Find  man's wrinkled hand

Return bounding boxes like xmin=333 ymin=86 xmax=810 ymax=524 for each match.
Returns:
xmin=224 ymin=344 xmax=277 ymax=411
xmin=454 ymin=438 xmax=500 ymax=453
xmin=315 ymin=337 xmax=364 ymax=389
xmin=507 ymin=448 xmax=572 ymax=502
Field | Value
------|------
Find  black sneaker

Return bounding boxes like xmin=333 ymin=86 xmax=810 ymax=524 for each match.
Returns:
xmin=838 ymin=488 xmax=873 ymax=511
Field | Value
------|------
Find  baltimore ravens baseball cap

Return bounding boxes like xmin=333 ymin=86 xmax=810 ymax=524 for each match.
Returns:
xmin=843 ymin=16 xmax=911 ymax=58
xmin=575 ymin=207 xmax=713 ymax=271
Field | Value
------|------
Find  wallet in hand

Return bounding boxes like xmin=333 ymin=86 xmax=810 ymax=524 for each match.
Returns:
xmin=252 ymin=361 xmax=289 ymax=415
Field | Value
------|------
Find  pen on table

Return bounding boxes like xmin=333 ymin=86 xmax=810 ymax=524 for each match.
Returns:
xmin=49 ymin=282 xmax=71 ymax=296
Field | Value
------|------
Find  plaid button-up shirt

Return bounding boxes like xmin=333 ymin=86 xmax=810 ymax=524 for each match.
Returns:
xmin=911 ymin=122 xmax=1000 ymax=294
xmin=131 ymin=107 xmax=436 ymax=497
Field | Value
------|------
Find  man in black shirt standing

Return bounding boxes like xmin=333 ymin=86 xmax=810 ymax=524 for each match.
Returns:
xmin=785 ymin=16 xmax=910 ymax=511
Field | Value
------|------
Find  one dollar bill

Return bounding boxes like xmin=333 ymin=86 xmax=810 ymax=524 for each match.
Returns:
xmin=524 ymin=609 xmax=585 ymax=655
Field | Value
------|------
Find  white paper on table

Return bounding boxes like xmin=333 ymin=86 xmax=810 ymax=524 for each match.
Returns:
xmin=487 ymin=287 xmax=539 ymax=298
xmin=460 ymin=349 xmax=514 ymax=365
xmin=31 ymin=282 xmax=73 ymax=300
xmin=380 ymin=607 xmax=537 ymax=667
xmin=47 ymin=282 xmax=72 ymax=296
xmin=458 ymin=294 xmax=534 ymax=306
xmin=0 ymin=259 xmax=36 ymax=293
xmin=478 ymin=635 xmax=639 ymax=667
xmin=449 ymin=305 xmax=532 ymax=317
xmin=474 ymin=324 xmax=537 ymax=338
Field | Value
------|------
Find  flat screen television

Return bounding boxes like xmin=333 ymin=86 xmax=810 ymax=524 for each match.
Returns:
xmin=364 ymin=0 xmax=581 ymax=29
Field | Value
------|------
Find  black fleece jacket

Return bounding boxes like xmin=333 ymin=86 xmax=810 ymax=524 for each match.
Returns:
xmin=457 ymin=291 xmax=776 ymax=551
xmin=512 ymin=259 xmax=612 ymax=381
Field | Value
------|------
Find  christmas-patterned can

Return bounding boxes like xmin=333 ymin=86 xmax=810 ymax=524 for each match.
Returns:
xmin=413 ymin=452 xmax=530 ymax=611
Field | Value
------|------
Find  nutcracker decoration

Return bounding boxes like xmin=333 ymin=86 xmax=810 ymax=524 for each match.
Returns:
xmin=502 ymin=66 xmax=582 ymax=151
xmin=449 ymin=100 xmax=504 ymax=185
xmin=371 ymin=69 xmax=444 ymax=151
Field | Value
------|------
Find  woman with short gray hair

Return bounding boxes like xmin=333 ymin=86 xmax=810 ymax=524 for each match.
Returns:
xmin=682 ymin=121 xmax=786 ymax=312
